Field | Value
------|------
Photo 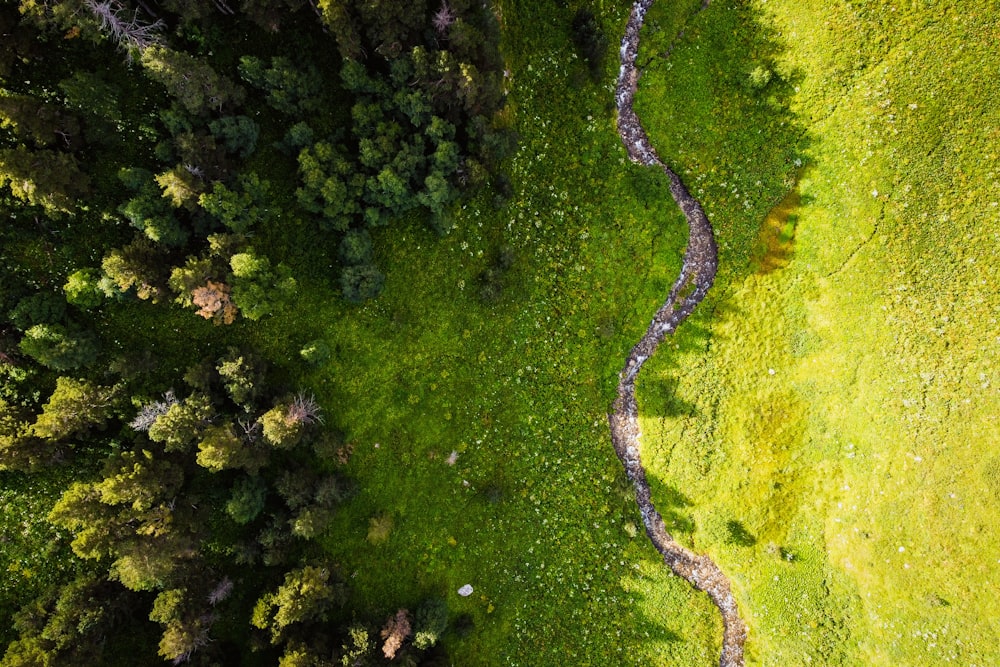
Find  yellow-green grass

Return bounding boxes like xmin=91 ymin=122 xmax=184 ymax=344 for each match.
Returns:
xmin=637 ymin=0 xmax=1000 ymax=664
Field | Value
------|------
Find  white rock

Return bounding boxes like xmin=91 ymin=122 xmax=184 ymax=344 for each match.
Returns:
xmin=458 ymin=584 xmax=473 ymax=597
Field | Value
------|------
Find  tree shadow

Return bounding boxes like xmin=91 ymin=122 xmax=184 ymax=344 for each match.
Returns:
xmin=750 ymin=168 xmax=816 ymax=274
xmin=633 ymin=0 xmax=813 ymax=276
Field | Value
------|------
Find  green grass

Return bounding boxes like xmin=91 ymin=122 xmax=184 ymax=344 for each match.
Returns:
xmin=5 ymin=0 xmax=996 ymax=663
xmin=239 ymin=2 xmax=732 ymax=663
xmin=636 ymin=0 xmax=1000 ymax=664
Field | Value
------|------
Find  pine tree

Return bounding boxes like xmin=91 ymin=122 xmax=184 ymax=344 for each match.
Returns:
xmin=101 ymin=237 xmax=170 ymax=302
xmin=18 ymin=324 xmax=99 ymax=371
xmin=64 ymin=269 xmax=105 ymax=309
xmin=145 ymin=393 xmax=213 ymax=452
xmin=0 ymin=93 xmax=81 ymax=147
xmin=0 ymin=147 xmax=90 ymax=214
xmin=31 ymin=377 xmax=115 ymax=441
xmin=251 ymin=565 xmax=341 ymax=641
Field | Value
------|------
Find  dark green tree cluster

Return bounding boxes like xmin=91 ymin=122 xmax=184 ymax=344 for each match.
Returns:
xmin=2 ymin=347 xmax=352 ymax=665
xmin=257 ymin=0 xmax=514 ymax=301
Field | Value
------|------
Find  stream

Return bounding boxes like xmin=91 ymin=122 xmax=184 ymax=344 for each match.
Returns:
xmin=608 ymin=1 xmax=748 ymax=664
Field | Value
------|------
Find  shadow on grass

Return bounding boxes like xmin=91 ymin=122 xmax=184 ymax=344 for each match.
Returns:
xmin=634 ymin=0 xmax=812 ymax=275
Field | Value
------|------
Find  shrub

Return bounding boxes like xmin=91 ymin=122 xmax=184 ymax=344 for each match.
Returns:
xmin=340 ymin=264 xmax=385 ymax=303
xmin=64 ymin=269 xmax=105 ymax=309
xmin=366 ymin=513 xmax=393 ymax=545
xmin=299 ymin=340 xmax=331 ymax=366
xmin=748 ymin=65 xmax=773 ymax=91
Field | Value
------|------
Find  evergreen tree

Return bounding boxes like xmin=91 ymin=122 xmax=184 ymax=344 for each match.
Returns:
xmin=64 ymin=269 xmax=105 ymax=309
xmin=31 ymin=377 xmax=115 ymax=441
xmin=8 ymin=293 xmax=67 ymax=331
xmin=118 ymin=166 xmax=188 ymax=246
xmin=296 ymin=141 xmax=364 ymax=230
xmin=217 ymin=348 xmax=264 ymax=407
xmin=339 ymin=264 xmax=384 ymax=303
xmin=146 ymin=393 xmax=214 ymax=452
xmin=413 ymin=598 xmax=449 ymax=650
xmin=199 ymin=173 xmax=272 ymax=234
xmin=140 ymin=46 xmax=246 ymax=116
xmin=0 ymin=93 xmax=81 ymax=147
xmin=338 ymin=228 xmax=373 ymax=265
xmin=100 ymin=237 xmax=170 ymax=303
xmin=299 ymin=340 xmax=331 ymax=367
xmin=168 ymin=256 xmax=217 ymax=307
xmin=226 ymin=475 xmax=268 ymax=525
xmin=251 ymin=565 xmax=342 ymax=642
xmin=196 ymin=423 xmax=266 ymax=472
xmin=0 ymin=398 xmax=50 ymax=471
xmin=259 ymin=404 xmax=305 ymax=449
xmin=2 ymin=577 xmax=111 ymax=666
xmin=94 ymin=449 xmax=184 ymax=513
xmin=229 ymin=250 xmax=297 ymax=321
xmin=155 ymin=164 xmax=204 ymax=210
xmin=238 ymin=56 xmax=323 ymax=115
xmin=209 ymin=115 xmax=260 ymax=158
xmin=0 ymin=147 xmax=90 ymax=214
xmin=18 ymin=324 xmax=99 ymax=371
xmin=48 ymin=482 xmax=119 ymax=561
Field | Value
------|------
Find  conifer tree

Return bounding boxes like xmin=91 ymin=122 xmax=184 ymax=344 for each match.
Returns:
xmin=31 ymin=377 xmax=115 ymax=441
xmin=0 ymin=148 xmax=90 ymax=214
xmin=141 ymin=46 xmax=245 ymax=115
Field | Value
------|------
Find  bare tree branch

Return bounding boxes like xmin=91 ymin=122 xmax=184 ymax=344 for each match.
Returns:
xmin=83 ymin=0 xmax=165 ymax=53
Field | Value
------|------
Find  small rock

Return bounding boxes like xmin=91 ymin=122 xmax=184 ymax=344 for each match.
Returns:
xmin=458 ymin=584 xmax=473 ymax=597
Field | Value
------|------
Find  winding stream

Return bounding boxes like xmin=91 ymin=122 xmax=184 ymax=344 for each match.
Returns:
xmin=609 ymin=1 xmax=747 ymax=665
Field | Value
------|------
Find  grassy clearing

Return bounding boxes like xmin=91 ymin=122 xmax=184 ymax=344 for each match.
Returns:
xmin=637 ymin=0 xmax=1000 ymax=664
xmin=7 ymin=0 xmax=993 ymax=662
xmin=237 ymin=1 xmax=738 ymax=663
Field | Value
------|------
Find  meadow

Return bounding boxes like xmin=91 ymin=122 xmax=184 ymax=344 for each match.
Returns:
xmin=222 ymin=0 xmax=1000 ymax=662
xmin=1 ymin=0 xmax=996 ymax=663
xmin=635 ymin=0 xmax=1000 ymax=664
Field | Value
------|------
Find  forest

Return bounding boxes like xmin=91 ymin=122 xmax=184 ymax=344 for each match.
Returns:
xmin=2 ymin=0 xmax=998 ymax=665
xmin=0 ymin=0 xmax=510 ymax=663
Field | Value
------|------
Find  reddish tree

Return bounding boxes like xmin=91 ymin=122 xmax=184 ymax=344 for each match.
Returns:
xmin=380 ymin=609 xmax=412 ymax=660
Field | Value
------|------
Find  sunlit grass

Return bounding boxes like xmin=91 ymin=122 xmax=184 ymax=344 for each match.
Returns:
xmin=638 ymin=0 xmax=1000 ymax=664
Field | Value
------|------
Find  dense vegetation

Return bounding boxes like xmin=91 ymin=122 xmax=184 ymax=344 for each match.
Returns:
xmin=0 ymin=0 xmax=509 ymax=662
xmin=1 ymin=0 xmax=997 ymax=664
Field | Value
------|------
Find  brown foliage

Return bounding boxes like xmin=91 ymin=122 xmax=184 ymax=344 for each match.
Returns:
xmin=192 ymin=280 xmax=237 ymax=324
xmin=380 ymin=608 xmax=412 ymax=660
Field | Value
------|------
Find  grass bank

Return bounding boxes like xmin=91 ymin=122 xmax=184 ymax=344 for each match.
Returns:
xmin=637 ymin=0 xmax=1000 ymax=664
